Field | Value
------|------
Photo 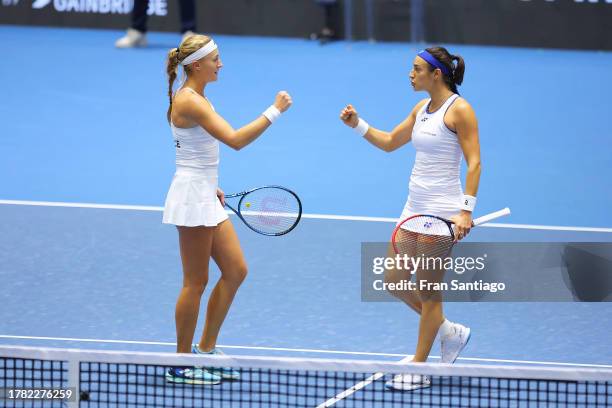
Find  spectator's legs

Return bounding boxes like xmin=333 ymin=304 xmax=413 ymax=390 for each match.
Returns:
xmin=131 ymin=0 xmax=150 ymax=33
xmin=179 ymin=0 xmax=197 ymax=34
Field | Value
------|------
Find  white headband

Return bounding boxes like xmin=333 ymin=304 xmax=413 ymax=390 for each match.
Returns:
xmin=180 ymin=40 xmax=218 ymax=66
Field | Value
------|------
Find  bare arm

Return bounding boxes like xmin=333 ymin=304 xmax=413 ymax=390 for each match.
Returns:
xmin=453 ymin=100 xmax=481 ymax=197
xmin=181 ymin=91 xmax=292 ymax=151
xmin=339 ymin=100 xmax=427 ymax=152
xmin=448 ymin=99 xmax=481 ymax=240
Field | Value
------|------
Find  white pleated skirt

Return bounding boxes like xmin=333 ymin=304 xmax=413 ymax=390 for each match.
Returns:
xmin=162 ymin=170 xmax=228 ymax=227
xmin=397 ymin=193 xmax=462 ymax=234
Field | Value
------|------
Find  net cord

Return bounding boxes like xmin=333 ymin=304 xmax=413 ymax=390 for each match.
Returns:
xmin=1 ymin=345 xmax=610 ymax=383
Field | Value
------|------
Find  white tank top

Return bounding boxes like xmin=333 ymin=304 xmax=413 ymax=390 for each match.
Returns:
xmin=171 ymin=102 xmax=219 ymax=175
xmin=407 ymin=94 xmax=463 ymax=215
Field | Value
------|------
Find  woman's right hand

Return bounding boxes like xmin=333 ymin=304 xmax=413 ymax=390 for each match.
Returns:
xmin=274 ymin=91 xmax=293 ymax=113
xmin=340 ymin=104 xmax=359 ymax=128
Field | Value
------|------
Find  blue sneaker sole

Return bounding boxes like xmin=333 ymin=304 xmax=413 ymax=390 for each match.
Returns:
xmin=208 ymin=370 xmax=240 ymax=381
xmin=165 ymin=374 xmax=221 ymax=385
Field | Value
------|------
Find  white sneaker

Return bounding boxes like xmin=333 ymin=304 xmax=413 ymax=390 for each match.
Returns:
xmin=440 ymin=323 xmax=471 ymax=364
xmin=115 ymin=28 xmax=147 ymax=48
xmin=385 ymin=373 xmax=431 ymax=391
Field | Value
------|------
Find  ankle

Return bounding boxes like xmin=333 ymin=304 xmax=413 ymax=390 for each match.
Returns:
xmin=197 ymin=343 xmax=215 ymax=353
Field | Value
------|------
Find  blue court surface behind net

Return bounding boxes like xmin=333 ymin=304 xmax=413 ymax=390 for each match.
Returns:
xmin=0 ymin=25 xmax=611 ymax=377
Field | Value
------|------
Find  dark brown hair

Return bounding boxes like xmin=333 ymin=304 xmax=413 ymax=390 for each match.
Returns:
xmin=425 ymin=46 xmax=465 ymax=94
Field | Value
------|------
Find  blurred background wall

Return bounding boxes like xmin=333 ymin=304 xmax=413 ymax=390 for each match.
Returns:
xmin=1 ymin=0 xmax=611 ymax=50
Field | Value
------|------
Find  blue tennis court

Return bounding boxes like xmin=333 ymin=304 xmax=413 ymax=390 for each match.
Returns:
xmin=1 ymin=24 xmax=611 ymax=406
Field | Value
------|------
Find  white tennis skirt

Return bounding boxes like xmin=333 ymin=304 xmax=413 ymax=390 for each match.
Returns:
xmin=162 ymin=170 xmax=228 ymax=227
xmin=398 ymin=195 xmax=462 ymax=234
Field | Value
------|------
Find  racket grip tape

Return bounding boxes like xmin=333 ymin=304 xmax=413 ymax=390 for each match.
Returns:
xmin=472 ymin=207 xmax=511 ymax=226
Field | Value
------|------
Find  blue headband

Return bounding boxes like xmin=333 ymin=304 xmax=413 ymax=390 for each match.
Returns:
xmin=417 ymin=50 xmax=451 ymax=76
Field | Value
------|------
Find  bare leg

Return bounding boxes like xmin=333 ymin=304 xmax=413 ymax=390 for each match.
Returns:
xmin=412 ymin=234 xmax=450 ymax=362
xmin=198 ymin=219 xmax=248 ymax=351
xmin=175 ymin=225 xmax=215 ymax=353
xmin=384 ymin=229 xmax=423 ymax=313
xmin=413 ymin=299 xmax=444 ymax=362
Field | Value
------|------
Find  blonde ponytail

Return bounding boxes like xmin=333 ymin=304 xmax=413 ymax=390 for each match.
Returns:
xmin=166 ymin=47 xmax=179 ymax=123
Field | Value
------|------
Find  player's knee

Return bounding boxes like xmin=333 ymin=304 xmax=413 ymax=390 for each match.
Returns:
xmin=226 ymin=261 xmax=248 ymax=286
xmin=183 ymin=273 xmax=208 ymax=295
xmin=183 ymin=282 xmax=206 ymax=297
xmin=384 ymin=269 xmax=414 ymax=298
xmin=418 ymin=296 xmax=442 ymax=310
xmin=236 ymin=262 xmax=248 ymax=284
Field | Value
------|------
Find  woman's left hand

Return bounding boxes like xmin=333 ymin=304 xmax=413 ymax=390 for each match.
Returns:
xmin=449 ymin=211 xmax=473 ymax=241
xmin=216 ymin=188 xmax=225 ymax=207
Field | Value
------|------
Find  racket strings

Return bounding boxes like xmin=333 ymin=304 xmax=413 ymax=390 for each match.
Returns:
xmin=239 ymin=188 xmax=301 ymax=235
xmin=394 ymin=216 xmax=454 ymax=260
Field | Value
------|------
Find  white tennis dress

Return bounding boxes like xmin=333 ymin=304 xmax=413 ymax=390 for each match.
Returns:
xmin=162 ymin=110 xmax=228 ymax=227
xmin=399 ymin=94 xmax=464 ymax=223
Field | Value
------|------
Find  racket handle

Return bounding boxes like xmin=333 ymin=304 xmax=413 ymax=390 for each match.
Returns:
xmin=472 ymin=207 xmax=511 ymax=226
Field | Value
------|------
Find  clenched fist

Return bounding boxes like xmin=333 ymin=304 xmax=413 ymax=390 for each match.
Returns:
xmin=274 ymin=91 xmax=293 ymax=113
xmin=340 ymin=104 xmax=359 ymax=128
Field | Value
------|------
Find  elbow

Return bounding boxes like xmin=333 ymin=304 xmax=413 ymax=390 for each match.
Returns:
xmin=383 ymin=135 xmax=399 ymax=153
xmin=383 ymin=143 xmax=397 ymax=153
xmin=228 ymin=133 xmax=243 ymax=151
xmin=469 ymin=160 xmax=481 ymax=174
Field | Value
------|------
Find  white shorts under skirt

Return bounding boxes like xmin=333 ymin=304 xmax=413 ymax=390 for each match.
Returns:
xmin=162 ymin=171 xmax=228 ymax=227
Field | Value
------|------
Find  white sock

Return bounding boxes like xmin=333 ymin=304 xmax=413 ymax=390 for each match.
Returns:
xmin=439 ymin=319 xmax=453 ymax=338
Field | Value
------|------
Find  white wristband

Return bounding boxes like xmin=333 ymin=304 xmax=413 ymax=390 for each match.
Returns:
xmin=354 ymin=118 xmax=369 ymax=137
xmin=461 ymin=194 xmax=477 ymax=212
xmin=262 ymin=105 xmax=281 ymax=124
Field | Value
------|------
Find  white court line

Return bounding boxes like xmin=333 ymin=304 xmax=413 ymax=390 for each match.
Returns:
xmin=316 ymin=356 xmax=412 ymax=408
xmin=1 ymin=335 xmax=611 ymax=369
xmin=1 ymin=199 xmax=611 ymax=233
xmin=0 ymin=199 xmax=164 ymax=212
xmin=0 ymin=335 xmax=399 ymax=358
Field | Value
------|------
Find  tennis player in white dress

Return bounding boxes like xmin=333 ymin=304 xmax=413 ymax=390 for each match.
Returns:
xmin=340 ymin=46 xmax=481 ymax=391
xmin=162 ymin=34 xmax=292 ymax=384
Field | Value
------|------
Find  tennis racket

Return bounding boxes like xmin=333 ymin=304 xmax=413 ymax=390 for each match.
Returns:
xmin=391 ymin=208 xmax=511 ymax=256
xmin=224 ymin=186 xmax=302 ymax=236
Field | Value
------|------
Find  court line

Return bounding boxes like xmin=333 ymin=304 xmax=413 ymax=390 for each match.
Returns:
xmin=1 ymin=199 xmax=611 ymax=233
xmin=316 ymin=356 xmax=411 ymax=407
xmin=1 ymin=334 xmax=611 ymax=369
xmin=0 ymin=199 xmax=163 ymax=212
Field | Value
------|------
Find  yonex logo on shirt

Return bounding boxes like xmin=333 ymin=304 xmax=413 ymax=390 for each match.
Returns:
xmin=175 ymin=140 xmax=181 ymax=148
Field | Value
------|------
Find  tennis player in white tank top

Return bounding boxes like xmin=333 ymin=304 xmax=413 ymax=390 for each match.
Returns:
xmin=162 ymin=34 xmax=292 ymax=385
xmin=340 ymin=47 xmax=481 ymax=391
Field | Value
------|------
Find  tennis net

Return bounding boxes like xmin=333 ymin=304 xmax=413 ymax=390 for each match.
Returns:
xmin=1 ymin=345 xmax=610 ymax=407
